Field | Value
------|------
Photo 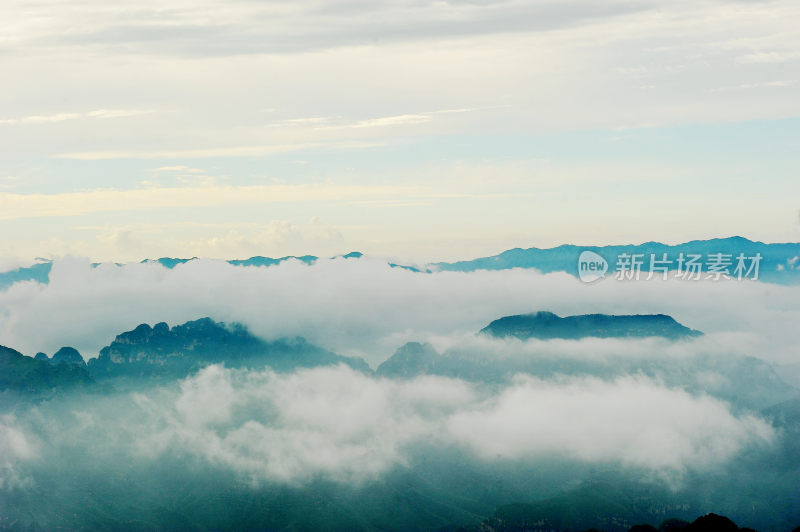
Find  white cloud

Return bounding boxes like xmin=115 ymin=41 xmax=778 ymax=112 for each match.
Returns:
xmin=54 ymin=140 xmax=386 ymax=160
xmin=447 ymin=374 xmax=774 ymax=471
xmin=1 ymin=366 xmax=774 ymax=486
xmin=710 ymin=80 xmax=796 ymax=92
xmin=189 ymin=218 xmax=345 ymax=257
xmin=0 ymin=416 xmax=38 ymax=490
xmin=0 ymin=183 xmax=431 ymax=220
xmin=0 ymin=0 xmax=654 ymax=56
xmin=314 ymin=108 xmax=482 ymax=131
xmin=737 ymin=51 xmax=800 ymax=64
xmin=0 ymin=109 xmax=154 ymax=125
xmin=86 ymin=109 xmax=155 ymax=119
xmin=331 ymin=113 xmax=434 ymax=129
xmin=1 ymin=257 xmax=799 ymax=369
xmin=154 ymin=165 xmax=206 ymax=173
xmin=145 ymin=366 xmax=476 ymax=483
xmin=0 ymin=113 xmax=80 ymax=125
xmin=0 ymin=256 xmax=39 ymax=272
xmin=162 ymin=367 xmax=773 ymax=482
xmin=279 ymin=116 xmax=335 ymax=125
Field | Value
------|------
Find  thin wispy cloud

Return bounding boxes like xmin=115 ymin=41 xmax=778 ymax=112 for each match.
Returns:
xmin=55 ymin=140 xmax=385 ymax=160
xmin=0 ymin=109 xmax=155 ymax=125
xmin=2 ymin=0 xmax=653 ymax=56
xmin=0 ymin=113 xmax=81 ymax=125
xmin=314 ymin=108 xmax=483 ymax=131
xmin=709 ymin=80 xmax=796 ymax=92
xmin=736 ymin=51 xmax=800 ymax=64
xmin=0 ymin=183 xmax=452 ymax=220
xmin=280 ymin=116 xmax=336 ymax=125
xmin=86 ymin=108 xmax=156 ymax=119
xmin=154 ymin=165 xmax=207 ymax=173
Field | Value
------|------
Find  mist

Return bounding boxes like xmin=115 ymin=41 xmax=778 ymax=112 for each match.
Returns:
xmin=1 ymin=256 xmax=798 ymax=369
xmin=1 ymin=365 xmax=775 ymax=485
xmin=1 ymin=256 xmax=799 ymax=530
xmin=1 ymin=360 xmax=797 ymax=530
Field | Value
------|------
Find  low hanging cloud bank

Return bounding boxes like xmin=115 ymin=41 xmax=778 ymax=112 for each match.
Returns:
xmin=378 ymin=332 xmax=798 ymax=410
xmin=0 ymin=365 xmax=775 ymax=488
xmin=0 ymin=256 xmax=798 ymax=368
xmin=447 ymin=374 xmax=774 ymax=470
xmin=0 ymin=417 xmax=37 ymax=490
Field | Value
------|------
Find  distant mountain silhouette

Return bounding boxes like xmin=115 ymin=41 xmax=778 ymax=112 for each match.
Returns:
xmin=433 ymin=237 xmax=800 ymax=284
xmin=87 ymin=317 xmax=370 ymax=380
xmin=478 ymin=484 xmax=764 ymax=532
xmin=31 ymin=346 xmax=87 ymax=367
xmin=0 ymin=260 xmax=51 ymax=289
xmin=2 ymin=318 xmax=372 ymax=394
xmin=51 ymin=346 xmax=85 ymax=366
xmin=4 ymin=238 xmax=797 ymax=289
xmin=376 ymin=313 xmax=795 ymax=409
xmin=686 ymin=513 xmax=740 ymax=532
xmin=762 ymin=396 xmax=800 ymax=428
xmin=0 ymin=344 xmax=94 ymax=395
xmin=480 ymin=311 xmax=702 ymax=340
xmin=480 ymin=480 xmax=696 ymax=532
xmin=225 ymin=254 xmax=317 ymax=267
xmin=375 ymin=341 xmax=439 ymax=378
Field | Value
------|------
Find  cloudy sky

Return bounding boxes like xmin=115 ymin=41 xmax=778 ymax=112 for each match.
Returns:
xmin=1 ymin=0 xmax=799 ymax=262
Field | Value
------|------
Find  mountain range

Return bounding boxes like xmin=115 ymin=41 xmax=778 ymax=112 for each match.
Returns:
xmin=3 ymin=311 xmax=797 ymax=412
xmin=0 ymin=317 xmax=370 ymax=397
xmin=88 ymin=317 xmax=369 ymax=380
xmin=2 ymin=311 xmax=800 ymax=531
xmin=376 ymin=312 xmax=796 ymax=410
xmin=0 ymin=344 xmax=94 ymax=396
xmin=2 ymin=237 xmax=798 ymax=290
xmin=433 ymin=236 xmax=800 ymax=284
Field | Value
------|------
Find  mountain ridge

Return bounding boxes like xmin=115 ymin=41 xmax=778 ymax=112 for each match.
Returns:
xmin=88 ymin=317 xmax=371 ymax=380
xmin=375 ymin=312 xmax=796 ymax=410
xmin=433 ymin=236 xmax=800 ymax=284
xmin=0 ymin=344 xmax=95 ymax=395
xmin=3 ymin=237 xmax=798 ymax=289
xmin=1 ymin=317 xmax=371 ymax=394
xmin=480 ymin=311 xmax=703 ymax=340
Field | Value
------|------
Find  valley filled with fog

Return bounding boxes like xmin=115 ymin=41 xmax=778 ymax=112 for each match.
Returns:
xmin=1 ymin=256 xmax=799 ymax=531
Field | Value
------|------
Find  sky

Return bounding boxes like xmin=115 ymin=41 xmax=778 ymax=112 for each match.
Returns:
xmin=1 ymin=0 xmax=799 ymax=263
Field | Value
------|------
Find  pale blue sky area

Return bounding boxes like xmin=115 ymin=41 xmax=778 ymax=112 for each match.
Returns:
xmin=4 ymin=118 xmax=799 ymax=193
xmin=1 ymin=0 xmax=799 ymax=262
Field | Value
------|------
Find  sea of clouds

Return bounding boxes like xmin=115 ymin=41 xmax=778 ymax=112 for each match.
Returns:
xmin=0 ymin=256 xmax=798 ymax=369
xmin=0 ymin=365 xmax=776 ymax=490
xmin=0 ymin=256 xmax=797 ymax=493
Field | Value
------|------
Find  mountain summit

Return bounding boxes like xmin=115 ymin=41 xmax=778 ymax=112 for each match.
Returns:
xmin=0 ymin=344 xmax=94 ymax=395
xmin=87 ymin=317 xmax=370 ymax=379
xmin=480 ymin=311 xmax=702 ymax=340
